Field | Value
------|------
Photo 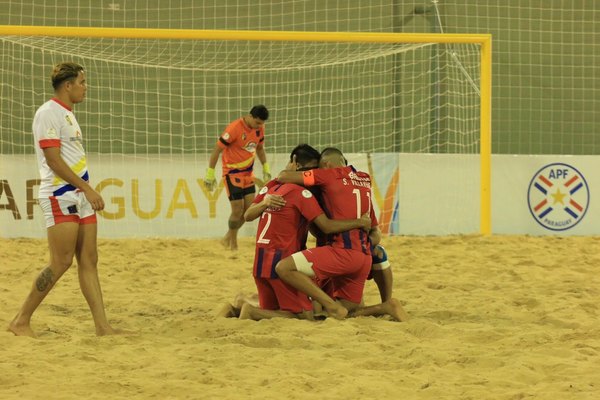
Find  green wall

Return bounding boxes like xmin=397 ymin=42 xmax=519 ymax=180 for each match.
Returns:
xmin=1 ymin=1 xmax=598 ymax=155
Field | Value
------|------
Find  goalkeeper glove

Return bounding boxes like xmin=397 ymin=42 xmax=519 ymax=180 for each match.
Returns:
xmin=262 ymin=162 xmax=272 ymax=182
xmin=204 ymin=167 xmax=217 ymax=191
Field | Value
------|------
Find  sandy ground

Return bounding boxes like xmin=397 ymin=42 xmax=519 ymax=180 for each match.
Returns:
xmin=1 ymin=235 xmax=599 ymax=399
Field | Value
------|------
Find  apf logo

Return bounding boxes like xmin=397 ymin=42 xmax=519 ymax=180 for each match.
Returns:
xmin=527 ymin=163 xmax=590 ymax=231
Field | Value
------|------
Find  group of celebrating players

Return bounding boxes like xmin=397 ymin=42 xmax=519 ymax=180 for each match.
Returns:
xmin=208 ymin=107 xmax=408 ymax=322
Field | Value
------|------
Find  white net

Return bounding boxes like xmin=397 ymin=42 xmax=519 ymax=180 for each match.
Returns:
xmin=0 ymin=33 xmax=483 ymax=237
xmin=0 ymin=36 xmax=480 ymax=155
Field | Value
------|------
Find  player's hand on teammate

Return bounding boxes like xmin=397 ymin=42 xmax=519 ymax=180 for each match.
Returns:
xmin=263 ymin=194 xmax=285 ymax=210
xmin=204 ymin=167 xmax=217 ymax=191
xmin=359 ymin=212 xmax=372 ymax=231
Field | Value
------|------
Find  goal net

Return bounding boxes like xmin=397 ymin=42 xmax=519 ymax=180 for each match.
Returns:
xmin=0 ymin=29 xmax=490 ymax=238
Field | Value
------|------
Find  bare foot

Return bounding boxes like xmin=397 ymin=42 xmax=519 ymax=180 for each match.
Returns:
xmin=233 ymin=294 xmax=246 ymax=308
xmin=324 ymin=303 xmax=348 ymax=320
xmin=220 ymin=236 xmax=230 ymax=249
xmin=299 ymin=310 xmax=316 ymax=321
xmin=384 ymin=298 xmax=409 ymax=322
xmin=96 ymin=326 xmax=136 ymax=336
xmin=311 ymin=301 xmax=328 ymax=319
xmin=238 ymin=303 xmax=255 ymax=320
xmin=221 ymin=235 xmax=239 ymax=251
xmin=217 ymin=303 xmax=240 ymax=318
xmin=233 ymin=293 xmax=259 ymax=309
xmin=7 ymin=318 xmax=36 ymax=338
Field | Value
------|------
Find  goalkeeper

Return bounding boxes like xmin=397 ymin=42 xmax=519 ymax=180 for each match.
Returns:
xmin=204 ymin=105 xmax=271 ymax=251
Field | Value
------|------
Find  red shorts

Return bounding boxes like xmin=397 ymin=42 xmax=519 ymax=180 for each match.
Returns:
xmin=254 ymin=277 xmax=313 ymax=314
xmin=297 ymin=246 xmax=371 ymax=304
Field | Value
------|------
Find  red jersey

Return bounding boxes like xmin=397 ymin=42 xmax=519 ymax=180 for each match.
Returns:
xmin=302 ymin=165 xmax=377 ymax=253
xmin=253 ymin=179 xmax=279 ymax=203
xmin=217 ymin=117 xmax=265 ymax=175
xmin=252 ymin=183 xmax=324 ymax=279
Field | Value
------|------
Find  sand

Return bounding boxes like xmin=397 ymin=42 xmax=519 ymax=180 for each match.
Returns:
xmin=1 ymin=235 xmax=599 ymax=399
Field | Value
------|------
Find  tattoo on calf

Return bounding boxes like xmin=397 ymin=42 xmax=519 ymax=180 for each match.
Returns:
xmin=36 ymin=267 xmax=54 ymax=292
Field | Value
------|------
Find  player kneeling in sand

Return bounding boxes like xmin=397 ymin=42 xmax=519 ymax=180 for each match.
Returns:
xmin=218 ymin=144 xmax=371 ymax=320
xmin=275 ymin=147 xmax=408 ymax=321
xmin=309 ymin=242 xmax=408 ymax=321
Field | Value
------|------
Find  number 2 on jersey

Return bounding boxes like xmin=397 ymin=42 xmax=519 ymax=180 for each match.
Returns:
xmin=257 ymin=212 xmax=272 ymax=244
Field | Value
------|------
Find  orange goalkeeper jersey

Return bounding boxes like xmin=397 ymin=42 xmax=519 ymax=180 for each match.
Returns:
xmin=217 ymin=117 xmax=265 ymax=175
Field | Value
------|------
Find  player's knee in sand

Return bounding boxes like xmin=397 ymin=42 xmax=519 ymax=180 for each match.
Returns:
xmin=238 ymin=303 xmax=305 ymax=321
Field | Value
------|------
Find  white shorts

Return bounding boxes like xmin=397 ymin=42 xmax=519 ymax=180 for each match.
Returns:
xmin=38 ymin=190 xmax=97 ymax=228
xmin=291 ymin=252 xmax=315 ymax=277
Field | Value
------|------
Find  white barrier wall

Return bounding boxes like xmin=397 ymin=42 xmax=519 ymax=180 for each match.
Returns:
xmin=395 ymin=154 xmax=479 ymax=235
xmin=396 ymin=154 xmax=597 ymax=235
xmin=1 ymin=153 xmax=597 ymax=237
xmin=0 ymin=153 xmax=390 ymax=238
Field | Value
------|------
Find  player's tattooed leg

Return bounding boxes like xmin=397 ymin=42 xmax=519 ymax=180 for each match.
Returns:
xmin=35 ymin=267 xmax=54 ymax=292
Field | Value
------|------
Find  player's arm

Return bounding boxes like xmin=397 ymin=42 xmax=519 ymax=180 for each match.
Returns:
xmin=256 ymin=143 xmax=271 ymax=181
xmin=369 ymin=226 xmax=382 ymax=247
xmin=244 ymin=201 xmax=266 ymax=222
xmin=207 ymin=143 xmax=223 ymax=169
xmin=256 ymin=142 xmax=267 ymax=166
xmin=43 ymin=147 xmax=104 ymax=211
xmin=308 ymin=223 xmax=324 ymax=239
xmin=277 ymin=170 xmax=305 ymax=185
xmin=367 ymin=195 xmax=382 ymax=246
xmin=204 ymin=144 xmax=223 ymax=190
xmin=311 ymin=212 xmax=371 ymax=235
xmin=244 ymin=194 xmax=286 ymax=222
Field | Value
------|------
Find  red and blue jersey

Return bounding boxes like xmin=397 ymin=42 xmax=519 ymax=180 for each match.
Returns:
xmin=302 ymin=165 xmax=377 ymax=254
xmin=252 ymin=182 xmax=324 ymax=279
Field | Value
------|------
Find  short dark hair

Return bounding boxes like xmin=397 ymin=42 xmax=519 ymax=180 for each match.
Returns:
xmin=250 ymin=105 xmax=269 ymax=121
xmin=51 ymin=62 xmax=84 ymax=90
xmin=290 ymin=144 xmax=320 ymax=168
xmin=320 ymin=147 xmax=348 ymax=165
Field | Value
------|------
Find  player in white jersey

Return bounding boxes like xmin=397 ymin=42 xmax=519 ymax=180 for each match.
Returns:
xmin=8 ymin=62 xmax=124 ymax=337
